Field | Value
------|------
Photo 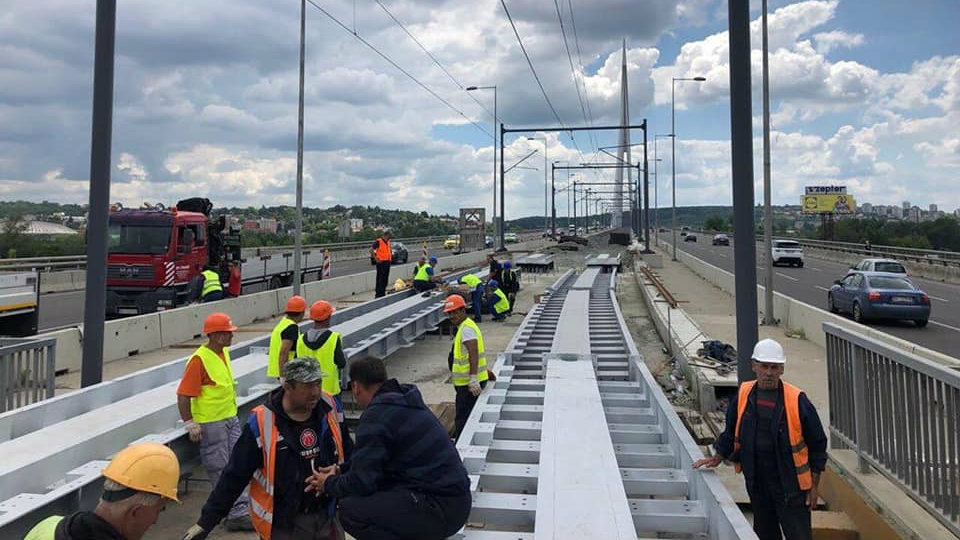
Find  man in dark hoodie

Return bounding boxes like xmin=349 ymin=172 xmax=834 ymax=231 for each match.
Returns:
xmin=307 ymin=357 xmax=472 ymax=540
xmin=24 ymin=442 xmax=180 ymax=540
xmin=182 ymin=358 xmax=353 ymax=540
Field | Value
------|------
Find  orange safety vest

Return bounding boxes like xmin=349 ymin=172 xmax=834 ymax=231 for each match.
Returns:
xmin=733 ymin=380 xmax=812 ymax=490
xmin=374 ymin=238 xmax=392 ymax=263
xmin=248 ymin=393 xmax=345 ymax=540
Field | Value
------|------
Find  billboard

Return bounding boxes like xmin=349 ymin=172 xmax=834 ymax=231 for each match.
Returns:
xmin=802 ymin=193 xmax=856 ymax=214
xmin=805 ymin=185 xmax=847 ymax=195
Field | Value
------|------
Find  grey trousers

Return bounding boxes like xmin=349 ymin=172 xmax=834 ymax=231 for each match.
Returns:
xmin=200 ymin=416 xmax=249 ymax=520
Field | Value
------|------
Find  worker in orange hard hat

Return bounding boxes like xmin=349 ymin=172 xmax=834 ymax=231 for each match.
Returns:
xmin=296 ymin=300 xmax=346 ymax=409
xmin=175 ymin=313 xmax=253 ymax=532
xmin=267 ymin=296 xmax=307 ymax=379
xmin=24 ymin=442 xmax=180 ymax=540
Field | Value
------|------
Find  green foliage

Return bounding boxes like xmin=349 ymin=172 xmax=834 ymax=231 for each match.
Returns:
xmin=830 ymin=217 xmax=960 ymax=251
xmin=704 ymin=214 xmax=732 ymax=232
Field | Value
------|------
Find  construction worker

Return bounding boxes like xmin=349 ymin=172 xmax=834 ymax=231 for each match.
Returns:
xmin=499 ymin=261 xmax=519 ymax=312
xmin=226 ymin=260 xmax=242 ymax=297
xmin=486 ymin=253 xmax=502 ymax=283
xmin=267 ymin=295 xmax=306 ymax=379
xmin=693 ymin=339 xmax=827 ymax=540
xmin=176 ymin=313 xmax=252 ymax=532
xmin=370 ymin=230 xmax=392 ymax=298
xmin=297 ymin=300 xmax=346 ymax=408
xmin=483 ymin=280 xmax=511 ymax=322
xmin=182 ymin=358 xmax=352 ymax=540
xmin=308 ymin=357 xmax=471 ymax=540
xmin=443 ymin=294 xmax=488 ymax=439
xmin=200 ymin=266 xmax=224 ymax=303
xmin=413 ymin=256 xmax=440 ymax=292
xmin=458 ymin=273 xmax=485 ymax=322
xmin=24 ymin=442 xmax=180 ymax=540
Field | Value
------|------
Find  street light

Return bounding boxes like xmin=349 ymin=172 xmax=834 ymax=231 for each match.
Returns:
xmin=466 ymin=85 xmax=497 ymax=245
xmin=654 ymin=134 xmax=671 ymax=246
xmin=671 ymin=76 xmax=706 ymax=261
xmin=526 ymin=136 xmax=548 ymax=237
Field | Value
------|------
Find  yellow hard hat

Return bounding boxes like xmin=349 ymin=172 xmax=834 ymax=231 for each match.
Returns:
xmin=102 ymin=442 xmax=181 ymax=502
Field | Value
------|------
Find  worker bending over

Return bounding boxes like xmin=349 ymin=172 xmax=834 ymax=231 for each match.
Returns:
xmin=183 ymin=358 xmax=352 ymax=540
xmin=694 ymin=339 xmax=827 ymax=540
xmin=176 ymin=313 xmax=251 ymax=531
xmin=458 ymin=273 xmax=485 ymax=322
xmin=267 ymin=295 xmax=306 ymax=379
xmin=200 ymin=266 xmax=224 ymax=303
xmin=297 ymin=300 xmax=346 ymax=408
xmin=308 ymin=357 xmax=471 ymax=540
xmin=25 ymin=442 xmax=180 ymax=540
xmin=483 ymin=279 xmax=511 ymax=321
xmin=413 ymin=256 xmax=440 ymax=292
xmin=443 ymin=294 xmax=488 ymax=439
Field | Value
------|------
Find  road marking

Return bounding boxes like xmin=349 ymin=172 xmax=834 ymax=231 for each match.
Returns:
xmin=717 ymin=253 xmax=728 ymax=258
xmin=927 ymin=295 xmax=949 ymax=303
xmin=807 ymin=266 xmax=822 ymax=272
xmin=776 ymin=272 xmax=799 ymax=282
xmin=929 ymin=320 xmax=960 ymax=333
xmin=814 ymin=286 xmax=830 ymax=292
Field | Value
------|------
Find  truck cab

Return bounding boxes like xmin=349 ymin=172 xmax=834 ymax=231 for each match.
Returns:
xmin=0 ymin=271 xmax=39 ymax=336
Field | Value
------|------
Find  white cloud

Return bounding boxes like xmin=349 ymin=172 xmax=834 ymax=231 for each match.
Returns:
xmin=813 ymin=30 xmax=864 ymax=54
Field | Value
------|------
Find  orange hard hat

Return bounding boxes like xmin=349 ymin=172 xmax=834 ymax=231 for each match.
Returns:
xmin=443 ymin=294 xmax=467 ymax=313
xmin=203 ymin=312 xmax=238 ymax=334
xmin=286 ymin=295 xmax=307 ymax=313
xmin=309 ymin=300 xmax=335 ymax=321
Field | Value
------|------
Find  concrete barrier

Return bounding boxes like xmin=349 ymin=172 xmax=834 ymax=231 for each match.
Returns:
xmin=38 ymin=270 xmax=85 ymax=294
xmin=665 ymin=243 xmax=960 ymax=370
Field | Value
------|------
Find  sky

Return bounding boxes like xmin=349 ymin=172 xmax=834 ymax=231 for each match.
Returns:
xmin=0 ymin=0 xmax=958 ymax=219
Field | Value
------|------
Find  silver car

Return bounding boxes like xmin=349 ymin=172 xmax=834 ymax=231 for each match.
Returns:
xmin=851 ymin=258 xmax=907 ymax=275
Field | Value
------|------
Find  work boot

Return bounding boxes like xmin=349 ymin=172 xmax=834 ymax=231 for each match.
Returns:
xmin=223 ymin=515 xmax=254 ymax=532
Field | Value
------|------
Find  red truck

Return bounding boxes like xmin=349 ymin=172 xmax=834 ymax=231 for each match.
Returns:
xmin=105 ymin=198 xmax=318 ymax=316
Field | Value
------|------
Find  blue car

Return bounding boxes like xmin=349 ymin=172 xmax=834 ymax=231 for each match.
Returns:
xmin=828 ymin=272 xmax=930 ymax=327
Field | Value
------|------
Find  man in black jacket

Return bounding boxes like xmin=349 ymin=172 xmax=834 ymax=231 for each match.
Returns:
xmin=693 ymin=339 xmax=827 ymax=540
xmin=307 ymin=357 xmax=471 ymax=540
xmin=182 ymin=358 xmax=353 ymax=540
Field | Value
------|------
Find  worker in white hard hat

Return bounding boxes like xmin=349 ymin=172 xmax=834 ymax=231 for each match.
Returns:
xmin=693 ymin=338 xmax=827 ymax=540
xmin=24 ymin=442 xmax=180 ymax=540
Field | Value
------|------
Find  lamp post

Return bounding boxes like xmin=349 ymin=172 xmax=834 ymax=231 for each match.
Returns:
xmin=671 ymin=76 xmax=706 ymax=261
xmin=466 ymin=85 xmax=497 ymax=244
xmin=654 ymin=134 xmax=670 ymax=246
xmin=761 ymin=0 xmax=775 ymax=325
xmin=293 ymin=0 xmax=306 ymax=295
xmin=527 ymin=136 xmax=548 ymax=237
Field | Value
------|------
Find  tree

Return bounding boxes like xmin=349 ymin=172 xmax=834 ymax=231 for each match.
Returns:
xmin=704 ymin=214 xmax=731 ymax=232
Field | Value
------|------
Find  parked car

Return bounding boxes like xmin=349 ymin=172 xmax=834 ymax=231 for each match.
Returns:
xmin=391 ymin=241 xmax=409 ymax=264
xmin=850 ymin=258 xmax=908 ymax=276
xmin=444 ymin=235 xmax=460 ymax=249
xmin=712 ymin=234 xmax=730 ymax=246
xmin=684 ymin=234 xmax=698 ymax=242
xmin=771 ymin=239 xmax=804 ymax=267
xmin=828 ymin=272 xmax=930 ymax=326
xmin=504 ymin=232 xmax=518 ymax=243
xmin=680 ymin=231 xmax=688 ymax=237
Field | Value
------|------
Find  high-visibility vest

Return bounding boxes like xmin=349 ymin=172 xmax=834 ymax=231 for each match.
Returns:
xmin=491 ymin=288 xmax=510 ymax=314
xmin=267 ymin=317 xmax=297 ymax=378
xmin=189 ymin=345 xmax=238 ymax=424
xmin=452 ymin=318 xmax=488 ymax=386
xmin=733 ymin=380 xmax=812 ymax=490
xmin=460 ymin=274 xmax=482 ymax=288
xmin=23 ymin=515 xmax=61 ymax=540
xmin=247 ymin=396 xmax=344 ymax=540
xmin=296 ymin=331 xmax=343 ymax=396
xmin=374 ymin=238 xmax=392 ymax=263
xmin=201 ymin=269 xmax=223 ymax=298
xmin=414 ymin=263 xmax=433 ymax=282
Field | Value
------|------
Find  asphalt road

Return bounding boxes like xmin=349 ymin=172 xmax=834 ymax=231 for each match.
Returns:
xmin=37 ymin=246 xmax=466 ymax=332
xmin=671 ymin=236 xmax=960 ymax=358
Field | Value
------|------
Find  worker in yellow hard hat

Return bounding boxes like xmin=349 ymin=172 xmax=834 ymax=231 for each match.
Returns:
xmin=267 ymin=295 xmax=307 ymax=379
xmin=175 ymin=312 xmax=253 ymax=532
xmin=23 ymin=442 xmax=180 ymax=540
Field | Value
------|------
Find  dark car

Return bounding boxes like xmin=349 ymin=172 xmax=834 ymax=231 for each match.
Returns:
xmin=684 ymin=234 xmax=698 ymax=242
xmin=391 ymin=241 xmax=409 ymax=264
xmin=712 ymin=234 xmax=730 ymax=246
xmin=828 ymin=272 xmax=930 ymax=327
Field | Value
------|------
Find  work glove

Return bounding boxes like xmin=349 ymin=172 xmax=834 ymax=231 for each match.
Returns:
xmin=185 ymin=420 xmax=202 ymax=443
xmin=468 ymin=375 xmax=482 ymax=397
xmin=182 ymin=524 xmax=208 ymax=540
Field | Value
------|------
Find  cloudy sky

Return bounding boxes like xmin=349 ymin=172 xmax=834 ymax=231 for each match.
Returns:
xmin=1 ymin=0 xmax=958 ymax=218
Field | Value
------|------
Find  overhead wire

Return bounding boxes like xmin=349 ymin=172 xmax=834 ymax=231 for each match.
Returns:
xmin=553 ymin=0 xmax=592 ymax=147
xmin=566 ymin=0 xmax=599 ymax=149
xmin=306 ymin=0 xmax=494 ymax=140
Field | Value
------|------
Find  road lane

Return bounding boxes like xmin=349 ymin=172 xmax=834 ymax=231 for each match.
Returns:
xmin=672 ymin=238 xmax=960 ymax=358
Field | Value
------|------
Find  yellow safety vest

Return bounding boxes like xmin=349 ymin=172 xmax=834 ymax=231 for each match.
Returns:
xmin=491 ymin=288 xmax=510 ymax=314
xmin=201 ymin=269 xmax=222 ymax=297
xmin=266 ymin=317 xmax=297 ymax=378
xmin=414 ymin=263 xmax=433 ymax=282
xmin=461 ymin=274 xmax=482 ymax=288
xmin=296 ymin=331 xmax=343 ymax=396
xmin=189 ymin=345 xmax=238 ymax=424
xmin=23 ymin=516 xmax=61 ymax=540
xmin=452 ymin=318 xmax=488 ymax=386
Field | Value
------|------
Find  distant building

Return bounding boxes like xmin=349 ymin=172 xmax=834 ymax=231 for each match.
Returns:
xmin=929 ymin=203 xmax=938 ymax=213
xmin=242 ymin=218 xmax=279 ymax=234
xmin=349 ymin=218 xmax=364 ymax=233
xmin=12 ymin=221 xmax=80 ymax=235
xmin=902 ymin=201 xmax=911 ymax=211
xmin=908 ymin=206 xmax=921 ymax=222
xmin=860 ymin=203 xmax=873 ymax=214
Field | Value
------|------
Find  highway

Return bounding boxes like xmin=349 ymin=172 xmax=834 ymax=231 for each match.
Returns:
xmin=668 ymin=236 xmax=960 ymax=358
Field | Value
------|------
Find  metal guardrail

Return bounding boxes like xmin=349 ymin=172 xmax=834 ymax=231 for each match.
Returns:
xmin=824 ymin=322 xmax=959 ymax=536
xmin=0 ymin=338 xmax=56 ymax=413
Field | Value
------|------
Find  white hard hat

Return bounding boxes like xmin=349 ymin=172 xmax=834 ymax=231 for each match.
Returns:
xmin=751 ymin=338 xmax=786 ymax=364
